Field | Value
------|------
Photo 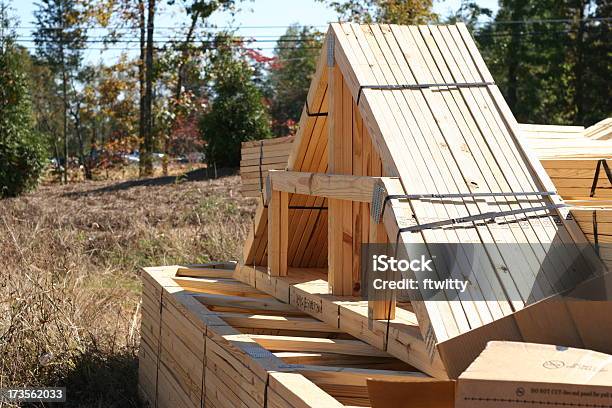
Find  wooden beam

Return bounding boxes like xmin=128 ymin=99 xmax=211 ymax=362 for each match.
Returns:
xmin=215 ymin=313 xmax=343 ymax=332
xmin=268 ymin=372 xmax=344 ymax=408
xmin=367 ymin=378 xmax=455 ymax=408
xmin=368 ymin=178 xmax=403 ymax=321
xmin=268 ymin=189 xmax=289 ymax=276
xmin=293 ymin=365 xmax=431 ymax=385
xmin=269 ymin=170 xmax=396 ymax=203
xmin=234 ymin=264 xmax=448 ymax=378
xmin=192 ymin=293 xmax=303 ymax=314
xmin=328 ymin=53 xmax=346 ymax=296
xmin=249 ymin=334 xmax=390 ymax=357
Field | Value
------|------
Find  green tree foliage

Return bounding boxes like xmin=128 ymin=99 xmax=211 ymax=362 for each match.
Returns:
xmin=199 ymin=34 xmax=271 ymax=168
xmin=34 ymin=0 xmax=85 ymax=72
xmin=445 ymin=1 xmax=492 ymax=31
xmin=34 ymin=0 xmax=86 ymax=182
xmin=476 ymin=0 xmax=611 ymax=125
xmin=267 ymin=25 xmax=323 ymax=136
xmin=318 ymin=0 xmax=437 ymax=24
xmin=0 ymin=15 xmax=47 ymax=197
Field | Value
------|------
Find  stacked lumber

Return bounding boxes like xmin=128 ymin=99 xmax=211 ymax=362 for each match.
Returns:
xmin=139 ymin=264 xmax=437 ymax=408
xmin=139 ymin=23 xmax=612 ymax=407
xmin=585 ymin=118 xmax=612 ymax=140
xmin=240 ymin=136 xmax=295 ymax=198
xmin=519 ymin=122 xmax=612 ymax=198
xmin=240 ymin=22 xmax=610 ymax=380
xmin=520 ymin=122 xmax=612 ymax=268
xmin=519 ymin=123 xmax=611 ymax=160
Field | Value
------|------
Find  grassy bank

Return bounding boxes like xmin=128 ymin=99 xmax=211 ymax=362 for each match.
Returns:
xmin=0 ymin=172 xmax=255 ymax=407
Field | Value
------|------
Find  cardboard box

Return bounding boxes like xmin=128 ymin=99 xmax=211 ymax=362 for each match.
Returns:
xmin=456 ymin=341 xmax=612 ymax=408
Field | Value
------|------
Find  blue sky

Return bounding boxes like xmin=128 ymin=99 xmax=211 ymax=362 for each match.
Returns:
xmin=10 ymin=0 xmax=499 ymax=64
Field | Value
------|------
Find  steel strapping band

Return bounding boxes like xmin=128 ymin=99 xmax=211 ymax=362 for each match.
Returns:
xmin=375 ymin=190 xmax=558 ymax=224
xmin=356 ymin=81 xmax=496 ymax=105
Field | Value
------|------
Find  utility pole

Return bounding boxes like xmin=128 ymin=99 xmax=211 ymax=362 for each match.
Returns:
xmin=142 ymin=0 xmax=155 ymax=176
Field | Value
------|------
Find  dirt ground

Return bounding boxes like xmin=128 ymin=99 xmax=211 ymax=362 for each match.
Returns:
xmin=0 ymin=169 xmax=256 ymax=407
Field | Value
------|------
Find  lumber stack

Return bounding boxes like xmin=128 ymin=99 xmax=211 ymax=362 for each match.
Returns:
xmin=240 ymin=22 xmax=611 ymax=380
xmin=139 ymin=264 xmax=437 ymax=408
xmin=240 ymin=136 xmax=295 ymax=198
xmin=585 ymin=118 xmax=612 ymax=140
xmin=139 ymin=23 xmax=612 ymax=407
xmin=520 ymin=123 xmax=612 ymax=268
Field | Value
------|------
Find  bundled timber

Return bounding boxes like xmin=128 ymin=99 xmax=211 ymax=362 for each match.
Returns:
xmin=240 ymin=136 xmax=295 ymax=198
xmin=239 ymin=22 xmax=610 ymax=380
xmin=521 ymin=122 xmax=612 ymax=269
xmin=585 ymin=118 xmax=612 ymax=140
xmin=139 ymin=24 xmax=612 ymax=407
xmin=520 ymin=122 xmax=612 ymax=198
xmin=139 ymin=264 xmax=437 ymax=408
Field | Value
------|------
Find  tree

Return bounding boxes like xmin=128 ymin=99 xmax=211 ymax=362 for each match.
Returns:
xmin=138 ymin=0 xmax=147 ymax=175
xmin=34 ymin=0 xmax=86 ymax=183
xmin=580 ymin=0 xmax=612 ymax=125
xmin=0 ymin=5 xmax=47 ymax=197
xmin=162 ymin=0 xmax=237 ymax=175
xmin=27 ymin=56 xmax=63 ymax=170
xmin=199 ymin=34 xmax=271 ymax=168
xmin=140 ymin=0 xmax=156 ymax=177
xmin=476 ymin=0 xmax=610 ymax=125
xmin=317 ymin=0 xmax=436 ymax=24
xmin=267 ymin=25 xmax=322 ymax=136
xmin=445 ymin=1 xmax=492 ymax=31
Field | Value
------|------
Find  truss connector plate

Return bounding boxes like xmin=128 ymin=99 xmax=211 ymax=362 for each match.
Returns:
xmin=244 ymin=344 xmax=277 ymax=360
xmin=371 ymin=183 xmax=386 ymax=224
xmin=327 ymin=37 xmax=335 ymax=67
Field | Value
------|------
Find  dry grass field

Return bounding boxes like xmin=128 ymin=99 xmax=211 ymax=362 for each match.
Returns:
xmin=0 ymin=169 xmax=255 ymax=407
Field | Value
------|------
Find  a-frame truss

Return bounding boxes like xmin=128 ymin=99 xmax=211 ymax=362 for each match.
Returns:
xmin=236 ymin=22 xmax=610 ymax=379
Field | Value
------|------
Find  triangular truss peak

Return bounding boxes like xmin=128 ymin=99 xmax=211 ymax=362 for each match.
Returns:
xmin=237 ymin=23 xmax=609 ymax=379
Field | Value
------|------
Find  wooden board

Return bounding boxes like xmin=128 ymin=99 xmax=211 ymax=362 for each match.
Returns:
xmin=238 ymin=22 xmax=609 ymax=380
xmin=521 ymin=123 xmax=612 ymax=269
xmin=240 ymin=136 xmax=295 ymax=198
xmin=139 ymin=263 xmax=435 ymax=408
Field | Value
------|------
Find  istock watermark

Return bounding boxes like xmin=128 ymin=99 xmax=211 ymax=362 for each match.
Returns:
xmin=361 ymin=243 xmax=607 ymax=303
xmin=372 ymin=254 xmax=433 ymax=272
xmin=370 ymin=253 xmax=469 ymax=293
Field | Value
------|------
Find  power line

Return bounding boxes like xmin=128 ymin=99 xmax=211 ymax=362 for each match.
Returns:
xmin=9 ymin=17 xmax=612 ymax=31
xmin=15 ymin=37 xmax=322 ymax=44
xmin=10 ymin=24 xmax=328 ymax=30
xmin=14 ymin=43 xmax=321 ymax=51
xmin=475 ymin=16 xmax=612 ymax=25
xmin=17 ymin=26 xmax=605 ymax=47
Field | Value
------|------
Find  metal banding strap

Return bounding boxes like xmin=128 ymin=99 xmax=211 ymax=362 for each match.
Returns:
xmin=305 ymin=102 xmax=328 ymax=117
xmin=356 ymin=81 xmax=496 ymax=105
xmin=263 ymin=205 xmax=328 ymax=210
xmin=590 ymin=159 xmax=612 ymax=198
xmin=257 ymin=140 xmax=266 ymax=203
xmin=393 ymin=203 xmax=567 ymax=243
xmin=374 ymin=190 xmax=558 ymax=224
xmin=589 ymin=159 xmax=611 ymax=254
xmin=593 ymin=210 xmax=599 ymax=255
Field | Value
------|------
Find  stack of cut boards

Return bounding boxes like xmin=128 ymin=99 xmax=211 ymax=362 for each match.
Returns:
xmin=139 ymin=264 xmax=438 ymax=408
xmin=240 ymin=136 xmax=295 ymax=198
xmin=520 ymin=122 xmax=612 ymax=268
xmin=139 ymin=24 xmax=612 ymax=404
xmin=585 ymin=118 xmax=612 ymax=140
xmin=241 ymin=21 xmax=612 ymax=379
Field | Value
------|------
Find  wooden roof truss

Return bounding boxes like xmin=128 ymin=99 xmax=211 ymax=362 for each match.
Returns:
xmin=236 ymin=23 xmax=609 ymax=379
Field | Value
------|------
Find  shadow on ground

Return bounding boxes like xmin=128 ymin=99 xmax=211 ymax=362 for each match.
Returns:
xmin=35 ymin=348 xmax=142 ymax=408
xmin=63 ymin=167 xmax=238 ymax=197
